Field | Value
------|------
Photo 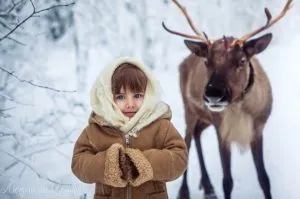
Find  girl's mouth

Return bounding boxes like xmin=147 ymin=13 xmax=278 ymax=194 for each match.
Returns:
xmin=123 ymin=112 xmax=136 ymax=117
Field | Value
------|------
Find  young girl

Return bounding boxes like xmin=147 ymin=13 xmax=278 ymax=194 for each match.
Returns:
xmin=71 ymin=57 xmax=188 ymax=199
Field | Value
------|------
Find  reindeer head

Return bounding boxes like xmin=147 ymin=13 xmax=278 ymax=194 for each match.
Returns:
xmin=163 ymin=0 xmax=292 ymax=112
xmin=184 ymin=34 xmax=272 ymax=111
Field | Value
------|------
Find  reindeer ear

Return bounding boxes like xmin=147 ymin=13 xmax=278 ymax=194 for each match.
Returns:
xmin=184 ymin=40 xmax=208 ymax=57
xmin=244 ymin=33 xmax=272 ymax=57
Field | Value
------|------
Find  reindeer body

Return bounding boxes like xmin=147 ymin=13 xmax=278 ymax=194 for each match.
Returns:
xmin=162 ymin=1 xmax=292 ymax=198
xmin=177 ymin=38 xmax=275 ymax=199
xmin=180 ymin=53 xmax=272 ymax=149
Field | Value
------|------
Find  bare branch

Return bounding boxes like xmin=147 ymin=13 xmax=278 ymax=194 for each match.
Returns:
xmin=0 ymin=19 xmax=30 ymax=41
xmin=0 ymin=107 xmax=14 ymax=118
xmin=0 ymin=107 xmax=15 ymax=112
xmin=0 ymin=131 xmax=16 ymax=137
xmin=29 ymin=0 xmax=35 ymax=12
xmin=0 ymin=0 xmax=17 ymax=16
xmin=0 ymin=1 xmax=75 ymax=42
xmin=18 ymin=165 xmax=26 ymax=178
xmin=0 ymin=20 xmax=12 ymax=31
xmin=0 ymin=149 xmax=71 ymax=186
xmin=0 ymin=94 xmax=33 ymax=106
xmin=6 ymin=36 xmax=26 ymax=45
xmin=35 ymin=2 xmax=75 ymax=14
xmin=1 ymin=141 xmax=73 ymax=175
xmin=0 ymin=66 xmax=76 ymax=93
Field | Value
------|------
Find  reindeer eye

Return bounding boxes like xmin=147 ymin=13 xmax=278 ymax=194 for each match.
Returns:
xmin=238 ymin=57 xmax=248 ymax=67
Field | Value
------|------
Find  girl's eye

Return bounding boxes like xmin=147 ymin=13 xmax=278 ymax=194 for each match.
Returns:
xmin=238 ymin=57 xmax=248 ymax=67
xmin=115 ymin=95 xmax=125 ymax=100
xmin=134 ymin=93 xmax=144 ymax=99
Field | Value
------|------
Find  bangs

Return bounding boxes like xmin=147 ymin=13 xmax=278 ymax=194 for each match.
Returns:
xmin=111 ymin=63 xmax=148 ymax=94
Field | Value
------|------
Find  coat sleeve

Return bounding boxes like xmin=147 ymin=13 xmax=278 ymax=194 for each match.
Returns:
xmin=126 ymin=120 xmax=188 ymax=186
xmin=71 ymin=127 xmax=127 ymax=187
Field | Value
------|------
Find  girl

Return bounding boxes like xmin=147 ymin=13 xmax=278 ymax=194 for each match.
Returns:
xmin=71 ymin=57 xmax=188 ymax=199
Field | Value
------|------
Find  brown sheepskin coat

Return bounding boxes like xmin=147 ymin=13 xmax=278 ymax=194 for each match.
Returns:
xmin=71 ymin=112 xmax=188 ymax=199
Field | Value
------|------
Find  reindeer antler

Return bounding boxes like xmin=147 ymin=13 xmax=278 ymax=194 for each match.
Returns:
xmin=162 ymin=22 xmax=207 ymax=40
xmin=231 ymin=0 xmax=293 ymax=47
xmin=162 ymin=0 xmax=211 ymax=44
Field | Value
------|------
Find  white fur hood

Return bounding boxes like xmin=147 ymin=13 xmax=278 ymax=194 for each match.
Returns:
xmin=90 ymin=57 xmax=171 ymax=137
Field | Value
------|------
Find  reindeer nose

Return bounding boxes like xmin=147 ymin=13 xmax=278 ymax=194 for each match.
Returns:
xmin=204 ymin=84 xmax=227 ymax=103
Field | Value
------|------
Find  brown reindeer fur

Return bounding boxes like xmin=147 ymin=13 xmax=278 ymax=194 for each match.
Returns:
xmin=180 ymin=53 xmax=272 ymax=150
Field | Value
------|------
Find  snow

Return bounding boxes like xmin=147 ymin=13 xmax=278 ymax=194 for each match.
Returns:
xmin=1 ymin=0 xmax=300 ymax=198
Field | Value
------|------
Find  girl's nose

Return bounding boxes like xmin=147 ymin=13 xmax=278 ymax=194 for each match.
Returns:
xmin=126 ymin=99 xmax=135 ymax=109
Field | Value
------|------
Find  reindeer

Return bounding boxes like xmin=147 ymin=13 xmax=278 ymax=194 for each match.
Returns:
xmin=162 ymin=0 xmax=293 ymax=199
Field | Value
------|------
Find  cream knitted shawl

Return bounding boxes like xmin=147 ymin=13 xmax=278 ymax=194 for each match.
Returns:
xmin=90 ymin=57 xmax=170 ymax=137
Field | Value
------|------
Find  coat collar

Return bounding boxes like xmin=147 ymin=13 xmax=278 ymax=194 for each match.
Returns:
xmin=88 ymin=101 xmax=172 ymax=137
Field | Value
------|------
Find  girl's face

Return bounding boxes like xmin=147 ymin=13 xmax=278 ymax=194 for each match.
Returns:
xmin=113 ymin=86 xmax=145 ymax=118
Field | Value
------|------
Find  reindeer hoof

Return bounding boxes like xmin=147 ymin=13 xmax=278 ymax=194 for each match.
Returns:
xmin=177 ymin=185 xmax=190 ymax=199
xmin=204 ymin=193 xmax=218 ymax=199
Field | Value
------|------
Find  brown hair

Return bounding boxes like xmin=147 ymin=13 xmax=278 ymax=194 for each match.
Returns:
xmin=111 ymin=63 xmax=148 ymax=94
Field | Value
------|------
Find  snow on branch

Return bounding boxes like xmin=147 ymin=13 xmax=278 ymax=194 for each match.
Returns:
xmin=0 ymin=0 xmax=75 ymax=43
xmin=0 ymin=66 xmax=76 ymax=93
xmin=0 ymin=149 xmax=71 ymax=186
xmin=0 ymin=0 xmax=18 ymax=16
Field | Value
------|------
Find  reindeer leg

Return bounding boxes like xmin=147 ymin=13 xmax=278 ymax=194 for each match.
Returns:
xmin=217 ymin=133 xmax=233 ymax=199
xmin=251 ymin=135 xmax=272 ymax=199
xmin=194 ymin=122 xmax=217 ymax=199
xmin=177 ymin=127 xmax=193 ymax=199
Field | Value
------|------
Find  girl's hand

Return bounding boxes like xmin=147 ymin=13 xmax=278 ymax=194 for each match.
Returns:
xmin=119 ymin=148 xmax=129 ymax=180
xmin=119 ymin=148 xmax=139 ymax=181
xmin=127 ymin=155 xmax=139 ymax=180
